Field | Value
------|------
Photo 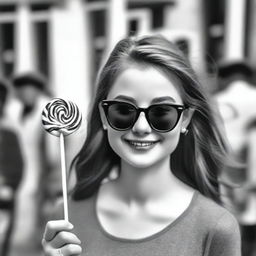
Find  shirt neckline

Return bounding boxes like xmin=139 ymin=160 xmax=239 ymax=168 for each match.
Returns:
xmin=94 ymin=190 xmax=199 ymax=243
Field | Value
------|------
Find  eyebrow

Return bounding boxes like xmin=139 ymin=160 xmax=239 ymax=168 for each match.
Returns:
xmin=114 ymin=95 xmax=136 ymax=104
xmin=113 ymin=95 xmax=176 ymax=104
xmin=151 ymin=96 xmax=176 ymax=104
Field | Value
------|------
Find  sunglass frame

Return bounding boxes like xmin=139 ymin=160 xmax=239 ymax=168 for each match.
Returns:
xmin=101 ymin=100 xmax=186 ymax=133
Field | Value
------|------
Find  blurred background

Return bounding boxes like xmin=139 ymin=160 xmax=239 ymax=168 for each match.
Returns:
xmin=0 ymin=0 xmax=256 ymax=255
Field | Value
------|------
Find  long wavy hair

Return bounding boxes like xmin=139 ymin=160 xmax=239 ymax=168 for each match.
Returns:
xmin=71 ymin=35 xmax=232 ymax=203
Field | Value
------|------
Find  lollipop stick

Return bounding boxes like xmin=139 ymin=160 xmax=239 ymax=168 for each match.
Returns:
xmin=60 ymin=133 xmax=69 ymax=221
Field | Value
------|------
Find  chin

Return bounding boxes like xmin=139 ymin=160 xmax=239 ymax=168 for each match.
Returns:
xmin=122 ymin=154 xmax=166 ymax=170
xmin=126 ymin=161 xmax=154 ymax=169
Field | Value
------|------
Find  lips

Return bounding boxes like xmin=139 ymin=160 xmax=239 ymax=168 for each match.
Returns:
xmin=124 ymin=139 xmax=159 ymax=149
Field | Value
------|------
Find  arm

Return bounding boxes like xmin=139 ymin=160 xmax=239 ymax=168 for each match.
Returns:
xmin=205 ymin=212 xmax=241 ymax=256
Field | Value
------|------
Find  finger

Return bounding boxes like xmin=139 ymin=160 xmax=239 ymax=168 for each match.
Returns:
xmin=51 ymin=231 xmax=82 ymax=248
xmin=43 ymin=220 xmax=74 ymax=241
xmin=59 ymin=244 xmax=82 ymax=256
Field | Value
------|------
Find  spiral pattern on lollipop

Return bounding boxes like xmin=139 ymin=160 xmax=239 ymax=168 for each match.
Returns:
xmin=42 ymin=98 xmax=82 ymax=137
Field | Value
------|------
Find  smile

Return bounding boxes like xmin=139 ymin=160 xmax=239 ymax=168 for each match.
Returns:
xmin=124 ymin=139 xmax=159 ymax=149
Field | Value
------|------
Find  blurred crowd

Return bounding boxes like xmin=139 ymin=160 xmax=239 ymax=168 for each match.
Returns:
xmin=215 ymin=61 xmax=256 ymax=256
xmin=0 ymin=73 xmax=63 ymax=255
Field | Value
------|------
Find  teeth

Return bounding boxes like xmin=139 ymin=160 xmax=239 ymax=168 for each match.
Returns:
xmin=128 ymin=141 xmax=156 ymax=147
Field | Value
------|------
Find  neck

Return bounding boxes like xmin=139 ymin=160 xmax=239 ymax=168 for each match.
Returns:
xmin=116 ymin=157 xmax=187 ymax=204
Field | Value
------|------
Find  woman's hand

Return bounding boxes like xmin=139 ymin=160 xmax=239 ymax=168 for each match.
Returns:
xmin=42 ymin=220 xmax=82 ymax=256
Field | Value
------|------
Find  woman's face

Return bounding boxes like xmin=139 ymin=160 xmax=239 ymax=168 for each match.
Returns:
xmin=100 ymin=66 xmax=192 ymax=169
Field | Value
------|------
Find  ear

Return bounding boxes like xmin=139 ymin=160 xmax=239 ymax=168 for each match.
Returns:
xmin=181 ymin=107 xmax=194 ymax=131
xmin=98 ymin=102 xmax=108 ymax=130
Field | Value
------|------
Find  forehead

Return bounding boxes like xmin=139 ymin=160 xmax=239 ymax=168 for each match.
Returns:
xmin=107 ymin=67 xmax=183 ymax=104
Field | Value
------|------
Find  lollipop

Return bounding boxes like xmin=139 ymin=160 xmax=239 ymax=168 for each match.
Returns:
xmin=42 ymin=98 xmax=82 ymax=221
xmin=42 ymin=98 xmax=82 ymax=137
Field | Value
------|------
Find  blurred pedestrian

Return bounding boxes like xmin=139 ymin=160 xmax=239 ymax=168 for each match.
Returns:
xmin=215 ymin=61 xmax=256 ymax=256
xmin=9 ymin=72 xmax=60 ymax=252
xmin=0 ymin=79 xmax=23 ymax=256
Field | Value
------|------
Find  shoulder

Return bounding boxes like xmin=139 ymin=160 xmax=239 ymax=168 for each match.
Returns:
xmin=200 ymin=195 xmax=240 ymax=238
xmin=195 ymin=194 xmax=241 ymax=255
xmin=204 ymin=212 xmax=241 ymax=256
xmin=195 ymin=192 xmax=237 ymax=222
xmin=51 ymin=194 xmax=96 ymax=220
xmin=193 ymin=193 xmax=240 ymax=238
xmin=69 ymin=194 xmax=96 ymax=219
xmin=69 ymin=195 xmax=95 ymax=210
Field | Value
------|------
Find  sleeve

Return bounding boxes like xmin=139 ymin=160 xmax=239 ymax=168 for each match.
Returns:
xmin=205 ymin=212 xmax=241 ymax=256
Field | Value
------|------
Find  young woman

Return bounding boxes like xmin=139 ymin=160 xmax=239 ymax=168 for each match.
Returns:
xmin=42 ymin=35 xmax=241 ymax=256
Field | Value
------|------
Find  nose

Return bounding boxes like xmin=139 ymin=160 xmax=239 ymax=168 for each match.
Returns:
xmin=132 ymin=112 xmax=152 ymax=134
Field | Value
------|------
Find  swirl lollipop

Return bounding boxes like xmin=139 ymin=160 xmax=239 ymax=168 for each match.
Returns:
xmin=42 ymin=98 xmax=82 ymax=136
xmin=42 ymin=98 xmax=82 ymax=221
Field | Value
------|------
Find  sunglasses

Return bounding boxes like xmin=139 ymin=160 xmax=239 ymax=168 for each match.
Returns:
xmin=101 ymin=100 xmax=186 ymax=133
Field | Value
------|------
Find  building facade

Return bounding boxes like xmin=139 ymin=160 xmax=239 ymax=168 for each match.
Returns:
xmin=0 ymin=0 xmax=255 ymax=110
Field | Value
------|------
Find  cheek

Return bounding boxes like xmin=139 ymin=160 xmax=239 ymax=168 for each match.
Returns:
xmin=163 ymin=129 xmax=182 ymax=154
xmin=106 ymin=130 xmax=123 ymax=155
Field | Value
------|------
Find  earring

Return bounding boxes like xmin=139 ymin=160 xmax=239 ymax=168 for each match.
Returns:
xmin=103 ymin=124 xmax=107 ymax=130
xmin=181 ymin=127 xmax=188 ymax=135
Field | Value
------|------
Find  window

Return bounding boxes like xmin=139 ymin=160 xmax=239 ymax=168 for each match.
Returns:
xmin=0 ymin=22 xmax=15 ymax=77
xmin=88 ymin=8 xmax=107 ymax=83
xmin=33 ymin=21 xmax=49 ymax=76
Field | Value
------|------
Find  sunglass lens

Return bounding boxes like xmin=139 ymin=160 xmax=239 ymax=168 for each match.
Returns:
xmin=107 ymin=103 xmax=136 ymax=130
xmin=149 ymin=105 xmax=178 ymax=131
